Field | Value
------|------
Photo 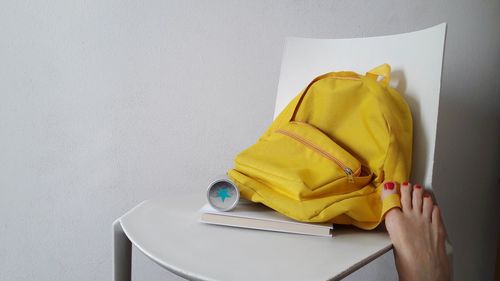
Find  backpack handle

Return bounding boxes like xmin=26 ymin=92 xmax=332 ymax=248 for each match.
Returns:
xmin=290 ymin=64 xmax=391 ymax=122
xmin=365 ymin=64 xmax=391 ymax=86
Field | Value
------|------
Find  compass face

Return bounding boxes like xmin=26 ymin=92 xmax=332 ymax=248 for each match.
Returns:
xmin=207 ymin=179 xmax=239 ymax=211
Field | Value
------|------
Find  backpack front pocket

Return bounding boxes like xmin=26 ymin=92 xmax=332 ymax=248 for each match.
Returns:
xmin=234 ymin=121 xmax=369 ymax=200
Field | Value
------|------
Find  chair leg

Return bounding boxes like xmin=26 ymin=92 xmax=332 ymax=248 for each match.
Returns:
xmin=113 ymin=220 xmax=132 ymax=281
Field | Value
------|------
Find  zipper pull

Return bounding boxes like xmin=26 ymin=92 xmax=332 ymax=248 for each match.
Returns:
xmin=344 ymin=168 xmax=354 ymax=183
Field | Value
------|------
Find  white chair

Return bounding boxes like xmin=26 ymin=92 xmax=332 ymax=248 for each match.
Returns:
xmin=113 ymin=23 xmax=448 ymax=281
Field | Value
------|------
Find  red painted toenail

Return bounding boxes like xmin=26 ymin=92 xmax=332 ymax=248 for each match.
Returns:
xmin=402 ymin=181 xmax=409 ymax=186
xmin=384 ymin=182 xmax=394 ymax=190
xmin=415 ymin=185 xmax=422 ymax=189
xmin=424 ymin=194 xmax=430 ymax=198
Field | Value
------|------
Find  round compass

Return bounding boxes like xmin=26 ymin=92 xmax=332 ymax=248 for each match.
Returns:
xmin=206 ymin=177 xmax=240 ymax=211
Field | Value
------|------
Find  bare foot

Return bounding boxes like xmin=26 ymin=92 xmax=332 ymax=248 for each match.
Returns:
xmin=382 ymin=181 xmax=451 ymax=281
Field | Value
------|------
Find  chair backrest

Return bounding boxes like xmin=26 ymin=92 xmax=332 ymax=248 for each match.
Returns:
xmin=274 ymin=23 xmax=446 ymax=189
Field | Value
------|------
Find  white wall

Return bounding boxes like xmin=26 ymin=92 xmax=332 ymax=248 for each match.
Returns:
xmin=1 ymin=1 xmax=499 ymax=281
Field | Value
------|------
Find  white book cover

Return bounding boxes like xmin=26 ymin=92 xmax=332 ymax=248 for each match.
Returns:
xmin=199 ymin=202 xmax=333 ymax=237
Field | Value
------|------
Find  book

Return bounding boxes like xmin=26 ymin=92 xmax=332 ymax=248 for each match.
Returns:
xmin=199 ymin=202 xmax=333 ymax=237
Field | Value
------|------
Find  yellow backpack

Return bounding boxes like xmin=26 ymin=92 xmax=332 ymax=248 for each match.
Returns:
xmin=228 ymin=64 xmax=412 ymax=230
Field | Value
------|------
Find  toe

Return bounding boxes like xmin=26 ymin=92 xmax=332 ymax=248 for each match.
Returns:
xmin=412 ymin=184 xmax=424 ymax=212
xmin=384 ymin=206 xmax=402 ymax=233
xmin=422 ymin=193 xmax=433 ymax=221
xmin=382 ymin=181 xmax=398 ymax=200
xmin=400 ymin=181 xmax=412 ymax=212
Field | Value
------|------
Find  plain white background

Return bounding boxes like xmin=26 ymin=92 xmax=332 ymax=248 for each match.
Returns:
xmin=1 ymin=1 xmax=499 ymax=281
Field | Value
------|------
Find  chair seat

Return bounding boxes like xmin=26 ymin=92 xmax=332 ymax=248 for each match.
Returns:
xmin=118 ymin=192 xmax=393 ymax=281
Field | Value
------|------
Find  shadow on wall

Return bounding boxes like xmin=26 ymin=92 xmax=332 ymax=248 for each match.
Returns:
xmin=392 ymin=69 xmax=429 ymax=188
xmin=432 ymin=84 xmax=500 ymax=279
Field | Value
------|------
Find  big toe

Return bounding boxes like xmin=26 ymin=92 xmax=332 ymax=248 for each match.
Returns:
xmin=381 ymin=181 xmax=398 ymax=200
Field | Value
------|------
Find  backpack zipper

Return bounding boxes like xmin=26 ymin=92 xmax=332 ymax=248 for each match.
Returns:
xmin=275 ymin=129 xmax=357 ymax=183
